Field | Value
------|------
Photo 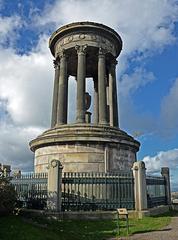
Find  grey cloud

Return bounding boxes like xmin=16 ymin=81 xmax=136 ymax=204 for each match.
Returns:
xmin=0 ymin=124 xmax=43 ymax=171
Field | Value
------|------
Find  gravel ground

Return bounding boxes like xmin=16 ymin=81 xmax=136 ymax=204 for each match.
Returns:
xmin=110 ymin=216 xmax=178 ymax=240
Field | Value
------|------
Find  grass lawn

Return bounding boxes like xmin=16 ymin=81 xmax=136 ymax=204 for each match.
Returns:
xmin=0 ymin=211 xmax=177 ymax=240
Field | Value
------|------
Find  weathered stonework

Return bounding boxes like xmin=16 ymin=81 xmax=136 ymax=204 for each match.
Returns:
xmin=30 ymin=22 xmax=140 ymax=173
xmin=55 ymin=33 xmax=117 ymax=57
xmin=30 ymin=124 xmax=139 ymax=173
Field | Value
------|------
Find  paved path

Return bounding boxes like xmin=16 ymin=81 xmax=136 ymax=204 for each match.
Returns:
xmin=110 ymin=216 xmax=178 ymax=240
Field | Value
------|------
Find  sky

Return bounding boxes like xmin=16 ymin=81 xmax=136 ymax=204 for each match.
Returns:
xmin=0 ymin=0 xmax=178 ymax=191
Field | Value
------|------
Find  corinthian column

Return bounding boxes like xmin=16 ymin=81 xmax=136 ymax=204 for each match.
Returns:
xmin=98 ymin=47 xmax=108 ymax=125
xmin=75 ymin=45 xmax=87 ymax=123
xmin=56 ymin=50 xmax=68 ymax=125
xmin=109 ymin=59 xmax=119 ymax=127
xmin=51 ymin=60 xmax=59 ymax=128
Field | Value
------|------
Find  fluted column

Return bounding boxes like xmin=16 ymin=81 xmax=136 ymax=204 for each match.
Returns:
xmin=51 ymin=60 xmax=60 ymax=127
xmin=75 ymin=45 xmax=87 ymax=123
xmin=56 ymin=51 xmax=68 ymax=125
xmin=109 ymin=59 xmax=119 ymax=127
xmin=93 ymin=78 xmax=99 ymax=124
xmin=98 ymin=48 xmax=108 ymax=125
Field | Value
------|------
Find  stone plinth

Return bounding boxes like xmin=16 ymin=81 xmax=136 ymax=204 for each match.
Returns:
xmin=30 ymin=124 xmax=140 ymax=173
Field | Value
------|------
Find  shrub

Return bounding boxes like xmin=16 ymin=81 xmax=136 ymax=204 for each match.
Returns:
xmin=0 ymin=177 xmax=17 ymax=215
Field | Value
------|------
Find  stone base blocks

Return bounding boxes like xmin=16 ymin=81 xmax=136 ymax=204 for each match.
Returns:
xmin=30 ymin=124 xmax=140 ymax=173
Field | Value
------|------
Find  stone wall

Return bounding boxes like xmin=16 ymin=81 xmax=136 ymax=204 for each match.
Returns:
xmin=34 ymin=142 xmax=137 ymax=173
xmin=109 ymin=145 xmax=136 ymax=171
xmin=35 ymin=143 xmax=105 ymax=173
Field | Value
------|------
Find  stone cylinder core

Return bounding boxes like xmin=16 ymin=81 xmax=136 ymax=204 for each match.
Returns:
xmin=29 ymin=22 xmax=140 ymax=173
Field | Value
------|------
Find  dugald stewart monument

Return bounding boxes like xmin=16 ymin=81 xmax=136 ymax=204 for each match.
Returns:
xmin=30 ymin=22 xmax=140 ymax=173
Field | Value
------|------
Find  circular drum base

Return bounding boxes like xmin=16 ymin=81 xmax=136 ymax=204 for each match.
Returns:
xmin=29 ymin=124 xmax=140 ymax=173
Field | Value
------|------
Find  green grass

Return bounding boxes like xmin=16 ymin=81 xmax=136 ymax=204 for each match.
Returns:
xmin=118 ymin=215 xmax=170 ymax=236
xmin=0 ymin=215 xmax=61 ymax=240
xmin=0 ymin=211 xmax=177 ymax=240
xmin=0 ymin=216 xmax=116 ymax=240
xmin=118 ymin=211 xmax=178 ymax=236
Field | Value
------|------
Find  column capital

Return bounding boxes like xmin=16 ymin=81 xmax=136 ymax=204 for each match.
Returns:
xmin=53 ymin=59 xmax=60 ymax=69
xmin=98 ymin=47 xmax=107 ymax=56
xmin=75 ymin=45 xmax=87 ymax=55
xmin=58 ymin=49 xmax=66 ymax=59
xmin=110 ymin=58 xmax=118 ymax=67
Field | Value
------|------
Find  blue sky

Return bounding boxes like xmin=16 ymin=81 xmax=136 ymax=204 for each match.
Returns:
xmin=0 ymin=0 xmax=178 ymax=191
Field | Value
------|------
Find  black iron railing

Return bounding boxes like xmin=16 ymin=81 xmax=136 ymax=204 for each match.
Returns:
xmin=11 ymin=173 xmax=48 ymax=209
xmin=62 ymin=172 xmax=135 ymax=211
xmin=10 ymin=171 xmax=168 ymax=211
xmin=146 ymin=175 xmax=167 ymax=208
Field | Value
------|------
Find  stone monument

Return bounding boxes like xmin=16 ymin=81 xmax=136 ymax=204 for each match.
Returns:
xmin=30 ymin=22 xmax=140 ymax=173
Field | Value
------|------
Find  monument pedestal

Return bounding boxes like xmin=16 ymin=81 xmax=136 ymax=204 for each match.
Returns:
xmin=30 ymin=124 xmax=140 ymax=173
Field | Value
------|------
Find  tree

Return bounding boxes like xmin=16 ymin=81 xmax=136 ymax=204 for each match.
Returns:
xmin=0 ymin=177 xmax=17 ymax=215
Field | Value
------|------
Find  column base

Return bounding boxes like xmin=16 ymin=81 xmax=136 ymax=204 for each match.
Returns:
xmin=76 ymin=119 xmax=86 ymax=124
xmin=55 ymin=122 xmax=66 ymax=126
xmin=99 ymin=121 xmax=109 ymax=125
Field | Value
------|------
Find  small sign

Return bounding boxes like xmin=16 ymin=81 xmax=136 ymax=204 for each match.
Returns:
xmin=117 ymin=208 xmax=129 ymax=234
xmin=117 ymin=208 xmax=128 ymax=215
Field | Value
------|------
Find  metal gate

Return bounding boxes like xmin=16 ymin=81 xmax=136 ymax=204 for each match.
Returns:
xmin=146 ymin=175 xmax=167 ymax=208
xmin=11 ymin=173 xmax=48 ymax=209
xmin=62 ymin=171 xmax=134 ymax=211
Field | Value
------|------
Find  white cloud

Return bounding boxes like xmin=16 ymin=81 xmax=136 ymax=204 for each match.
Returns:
xmin=0 ymin=15 xmax=22 ymax=45
xmin=142 ymin=148 xmax=178 ymax=190
xmin=37 ymin=0 xmax=178 ymax=57
xmin=0 ymin=37 xmax=78 ymax=170
xmin=0 ymin=33 xmax=54 ymax=169
xmin=0 ymin=36 xmax=53 ymax=127
xmin=142 ymin=148 xmax=178 ymax=172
